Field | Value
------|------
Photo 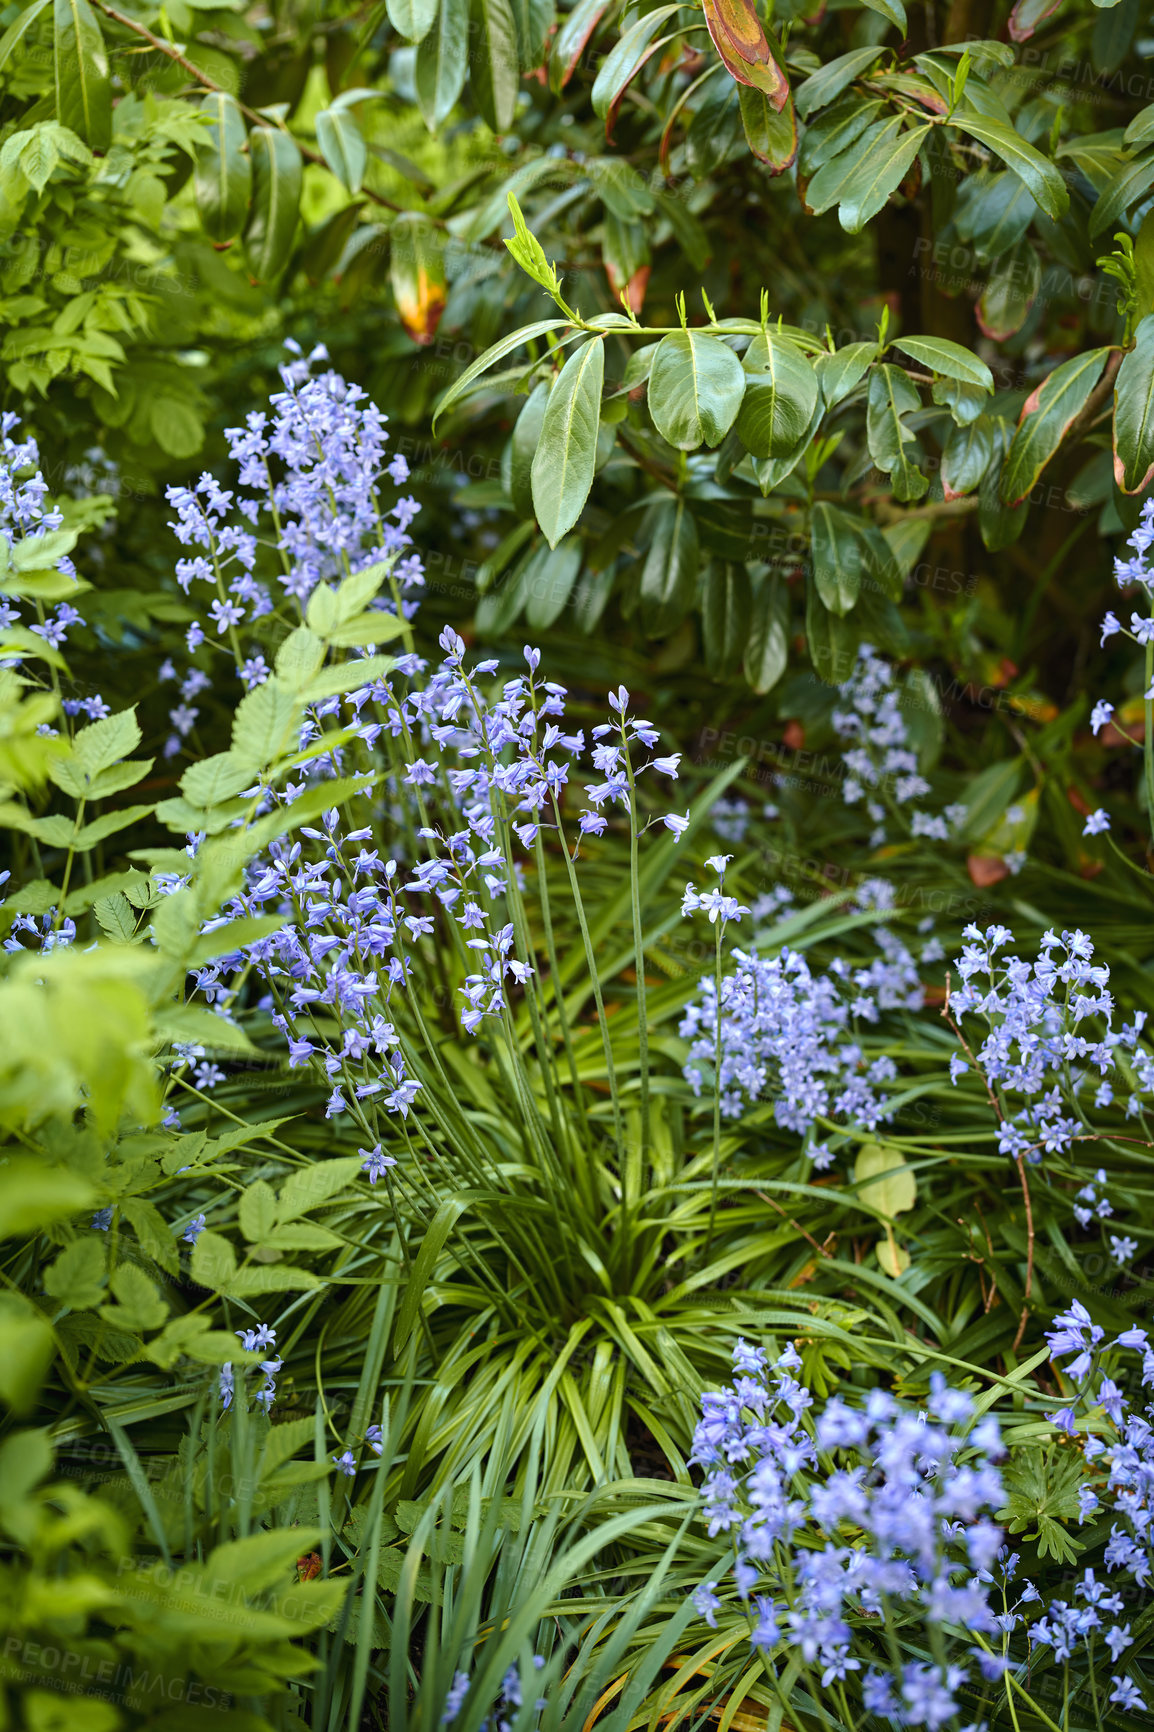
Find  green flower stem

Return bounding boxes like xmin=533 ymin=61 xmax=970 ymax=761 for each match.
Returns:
xmin=622 ymin=741 xmax=650 ymax=1194
xmin=1145 ymin=634 xmax=1154 ymax=850
xmin=549 ymin=787 xmax=625 ymax=1163
xmin=704 ymin=913 xmax=723 ymax=1263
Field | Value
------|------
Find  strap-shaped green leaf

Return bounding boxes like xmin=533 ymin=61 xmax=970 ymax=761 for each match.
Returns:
xmin=1090 ymin=150 xmax=1154 ymax=238
xmin=795 ymin=46 xmax=885 ymax=120
xmin=54 ymin=0 xmax=110 ymax=150
xmin=591 ymin=4 xmax=684 ymax=120
xmin=195 ymin=92 xmax=250 ymax=243
xmin=243 ymin=127 xmax=303 ymax=281
xmin=550 ymin=0 xmax=609 ymax=92
xmin=530 ymin=337 xmax=605 ymax=547
xmin=431 ymin=318 xmax=570 ymax=430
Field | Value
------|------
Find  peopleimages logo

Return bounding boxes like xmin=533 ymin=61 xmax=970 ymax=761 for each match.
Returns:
xmin=0 ymin=1636 xmax=233 ymax=1710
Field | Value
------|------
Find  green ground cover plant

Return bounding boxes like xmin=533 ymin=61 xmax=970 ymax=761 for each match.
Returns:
xmin=7 ymin=0 xmax=1154 ymax=1727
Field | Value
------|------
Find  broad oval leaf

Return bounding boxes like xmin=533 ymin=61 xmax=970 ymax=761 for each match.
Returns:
xmin=942 ymin=414 xmax=995 ymax=500
xmin=854 ymin=1143 xmax=917 ymax=1219
xmin=639 ymin=494 xmax=699 ymax=633
xmin=866 ymin=365 xmax=928 ymax=502
xmin=470 ymin=0 xmax=520 ymax=133
xmin=702 ymin=561 xmax=753 ymax=677
xmin=416 ymin=0 xmax=469 ymax=128
xmin=979 ymin=417 xmax=1029 ymax=550
xmin=524 ymin=537 xmax=583 ymax=629
xmin=1114 ymin=315 xmax=1154 ymax=494
xmin=530 ymin=338 xmax=605 ymax=548
xmin=195 ymin=92 xmax=250 ymax=242
xmin=1000 ymin=348 xmax=1111 ymax=505
xmin=390 ymin=212 xmax=446 ymax=345
xmin=810 ymin=501 xmax=865 ymax=616
xmin=737 ymin=83 xmax=797 ymax=170
xmin=806 ymin=578 xmax=861 ymax=684
xmin=892 ymin=335 xmax=993 ymax=392
xmin=243 ymin=127 xmax=303 ymax=282
xmin=743 ymin=574 xmax=788 ymax=694
xmin=316 ymin=106 xmax=366 ymax=192
xmin=647 ymin=330 xmax=746 ymax=450
xmin=591 ymin=4 xmax=683 ymax=120
xmin=815 ymin=341 xmax=878 ymax=409
xmin=977 ymin=239 xmax=1041 ymax=340
xmin=952 ymin=111 xmax=1069 ymax=221
xmin=54 ymin=0 xmax=110 ymax=151
xmin=386 ymin=0 xmax=439 ymax=41
xmin=735 ymin=331 xmax=818 ymax=459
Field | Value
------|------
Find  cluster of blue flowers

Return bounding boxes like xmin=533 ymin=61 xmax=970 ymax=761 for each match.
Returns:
xmin=1088 ymin=496 xmax=1154 ymax=838
xmin=161 ymin=340 xmax=423 ymax=755
xmin=179 ymin=626 xmax=690 ymax=1154
xmin=949 ymin=923 xmax=1151 ymax=1251
xmin=832 ymin=645 xmax=968 ymax=851
xmin=1036 ymin=1298 xmax=1154 ymax=1711
xmin=440 ymin=1656 xmax=547 ymax=1730
xmin=690 ymin=1338 xmax=1015 ymax=1727
xmin=0 ymin=412 xmax=107 ymax=721
xmin=678 ymin=939 xmax=911 ymax=1155
xmin=219 ymin=1324 xmax=281 ymax=1412
xmin=691 ymin=1323 xmax=1154 ymax=1724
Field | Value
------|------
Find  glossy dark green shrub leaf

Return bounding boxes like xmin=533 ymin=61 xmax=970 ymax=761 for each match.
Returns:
xmin=244 ymin=128 xmax=303 ymax=282
xmin=54 ymin=0 xmax=109 ymax=151
xmin=194 ymin=93 xmax=250 ymax=242
xmin=702 ymin=561 xmax=752 ymax=677
xmin=1113 ymin=315 xmax=1154 ymax=493
xmin=531 ymin=338 xmax=605 ymax=547
xmin=1000 ymin=349 xmax=1111 ymax=505
xmin=735 ymin=331 xmax=818 ymax=459
xmin=647 ymin=330 xmax=746 ymax=450
xmin=639 ymin=495 xmax=699 ymax=633
xmin=866 ymin=365 xmax=928 ymax=502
